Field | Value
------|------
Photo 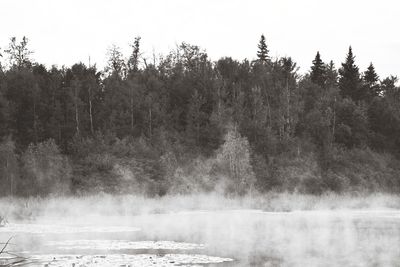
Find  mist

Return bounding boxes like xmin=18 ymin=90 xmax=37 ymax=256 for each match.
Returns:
xmin=1 ymin=193 xmax=400 ymax=266
xmin=2 ymin=1 xmax=400 ymax=266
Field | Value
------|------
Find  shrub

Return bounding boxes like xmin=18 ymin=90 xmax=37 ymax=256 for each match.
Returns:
xmin=20 ymin=139 xmax=71 ymax=196
xmin=0 ymin=137 xmax=18 ymax=196
xmin=167 ymin=156 xmax=218 ymax=194
xmin=214 ymin=127 xmax=256 ymax=195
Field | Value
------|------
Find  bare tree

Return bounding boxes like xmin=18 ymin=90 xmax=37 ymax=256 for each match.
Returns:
xmin=4 ymin=36 xmax=33 ymax=69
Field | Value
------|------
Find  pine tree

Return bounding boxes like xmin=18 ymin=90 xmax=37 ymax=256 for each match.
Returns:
xmin=363 ymin=63 xmax=380 ymax=99
xmin=257 ymin=34 xmax=269 ymax=63
xmin=310 ymin=51 xmax=326 ymax=87
xmin=338 ymin=46 xmax=362 ymax=101
xmin=325 ymin=60 xmax=338 ymax=88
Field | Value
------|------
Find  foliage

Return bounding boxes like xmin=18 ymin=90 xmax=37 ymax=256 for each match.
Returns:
xmin=310 ymin=51 xmax=326 ymax=87
xmin=338 ymin=47 xmax=363 ymax=102
xmin=0 ymin=36 xmax=399 ymax=195
xmin=257 ymin=34 xmax=269 ymax=63
xmin=0 ymin=137 xmax=18 ymax=196
xmin=20 ymin=139 xmax=71 ymax=196
xmin=214 ymin=127 xmax=256 ymax=195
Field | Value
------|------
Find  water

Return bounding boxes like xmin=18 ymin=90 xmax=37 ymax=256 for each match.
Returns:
xmin=1 ymin=209 xmax=400 ymax=266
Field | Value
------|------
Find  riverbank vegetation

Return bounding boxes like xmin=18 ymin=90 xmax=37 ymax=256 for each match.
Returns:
xmin=1 ymin=36 xmax=400 ymax=197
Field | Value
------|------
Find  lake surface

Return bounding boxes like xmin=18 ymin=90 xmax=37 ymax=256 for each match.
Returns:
xmin=1 ymin=209 xmax=400 ymax=266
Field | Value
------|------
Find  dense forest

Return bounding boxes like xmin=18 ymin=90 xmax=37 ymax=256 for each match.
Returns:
xmin=1 ymin=35 xmax=400 ymax=197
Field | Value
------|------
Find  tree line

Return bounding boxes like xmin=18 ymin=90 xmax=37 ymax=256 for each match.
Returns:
xmin=0 ymin=35 xmax=400 ymax=196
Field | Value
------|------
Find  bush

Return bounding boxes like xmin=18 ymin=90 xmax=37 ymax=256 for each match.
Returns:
xmin=69 ymin=134 xmax=167 ymax=195
xmin=0 ymin=137 xmax=18 ymax=196
xmin=328 ymin=147 xmax=400 ymax=192
xmin=20 ymin=139 xmax=71 ymax=196
xmin=214 ymin=127 xmax=256 ymax=195
xmin=167 ymin=156 xmax=218 ymax=194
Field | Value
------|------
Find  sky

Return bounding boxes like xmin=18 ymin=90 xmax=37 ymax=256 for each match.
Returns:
xmin=2 ymin=0 xmax=399 ymax=78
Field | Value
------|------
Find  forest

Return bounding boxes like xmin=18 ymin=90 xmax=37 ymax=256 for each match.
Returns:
xmin=1 ymin=35 xmax=400 ymax=197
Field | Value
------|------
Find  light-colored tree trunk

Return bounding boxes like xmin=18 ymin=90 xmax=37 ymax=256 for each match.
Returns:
xmin=286 ymin=77 xmax=291 ymax=137
xmin=74 ymin=85 xmax=80 ymax=136
xmin=149 ymin=106 xmax=152 ymax=138
xmin=131 ymin=86 xmax=134 ymax=131
xmin=33 ymin=100 xmax=38 ymax=143
xmin=88 ymin=86 xmax=94 ymax=135
xmin=331 ymin=96 xmax=336 ymax=146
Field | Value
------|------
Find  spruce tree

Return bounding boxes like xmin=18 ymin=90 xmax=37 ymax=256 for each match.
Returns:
xmin=257 ymin=34 xmax=269 ymax=63
xmin=310 ymin=51 xmax=326 ymax=87
xmin=363 ymin=63 xmax=380 ymax=99
xmin=325 ymin=60 xmax=338 ymax=88
xmin=339 ymin=46 xmax=362 ymax=101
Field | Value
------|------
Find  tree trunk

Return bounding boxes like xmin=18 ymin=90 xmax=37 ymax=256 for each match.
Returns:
xmin=196 ymin=120 xmax=200 ymax=144
xmin=286 ymin=77 xmax=291 ymax=137
xmin=331 ymin=97 xmax=336 ymax=146
xmin=74 ymin=85 xmax=80 ymax=136
xmin=88 ymin=86 xmax=94 ymax=135
xmin=33 ymin=100 xmax=38 ymax=143
xmin=149 ymin=106 xmax=152 ymax=138
xmin=131 ymin=86 xmax=134 ymax=131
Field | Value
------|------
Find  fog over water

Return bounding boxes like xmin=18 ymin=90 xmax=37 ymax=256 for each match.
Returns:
xmin=1 ymin=195 xmax=400 ymax=266
xmin=1 ymin=1 xmax=400 ymax=266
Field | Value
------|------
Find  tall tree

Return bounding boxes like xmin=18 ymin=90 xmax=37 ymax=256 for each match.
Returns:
xmin=0 ymin=90 xmax=10 ymax=138
xmin=325 ymin=60 xmax=338 ymax=88
xmin=338 ymin=46 xmax=362 ymax=101
xmin=186 ymin=89 xmax=207 ymax=146
xmin=310 ymin=51 xmax=326 ymax=87
xmin=5 ymin=69 xmax=40 ymax=146
xmin=127 ymin=36 xmax=141 ymax=74
xmin=0 ymin=47 xmax=3 ymax=72
xmin=257 ymin=34 xmax=269 ymax=63
xmin=381 ymin=75 xmax=398 ymax=97
xmin=127 ymin=36 xmax=142 ymax=133
xmin=106 ymin=45 xmax=125 ymax=78
xmin=4 ymin=37 xmax=33 ymax=69
xmin=0 ymin=138 xmax=18 ymax=196
xmin=363 ymin=63 xmax=380 ymax=100
xmin=281 ymin=57 xmax=299 ymax=138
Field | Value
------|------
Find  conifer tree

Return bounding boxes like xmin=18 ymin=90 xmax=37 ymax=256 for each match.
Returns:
xmin=363 ymin=63 xmax=380 ymax=99
xmin=257 ymin=34 xmax=269 ymax=63
xmin=310 ymin=51 xmax=326 ymax=87
xmin=325 ymin=60 xmax=338 ymax=88
xmin=338 ymin=46 xmax=362 ymax=101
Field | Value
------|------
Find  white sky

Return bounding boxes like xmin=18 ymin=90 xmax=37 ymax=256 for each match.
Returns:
xmin=2 ymin=0 xmax=399 ymax=78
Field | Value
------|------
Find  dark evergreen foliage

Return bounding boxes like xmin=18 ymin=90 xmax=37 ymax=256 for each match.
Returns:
xmin=363 ymin=63 xmax=380 ymax=100
xmin=257 ymin=34 xmax=269 ymax=63
xmin=338 ymin=47 xmax=363 ymax=101
xmin=0 ymin=36 xmax=399 ymax=196
xmin=310 ymin=51 xmax=326 ymax=87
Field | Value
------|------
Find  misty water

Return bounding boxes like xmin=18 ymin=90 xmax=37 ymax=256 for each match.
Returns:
xmin=1 ymin=208 xmax=400 ymax=266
